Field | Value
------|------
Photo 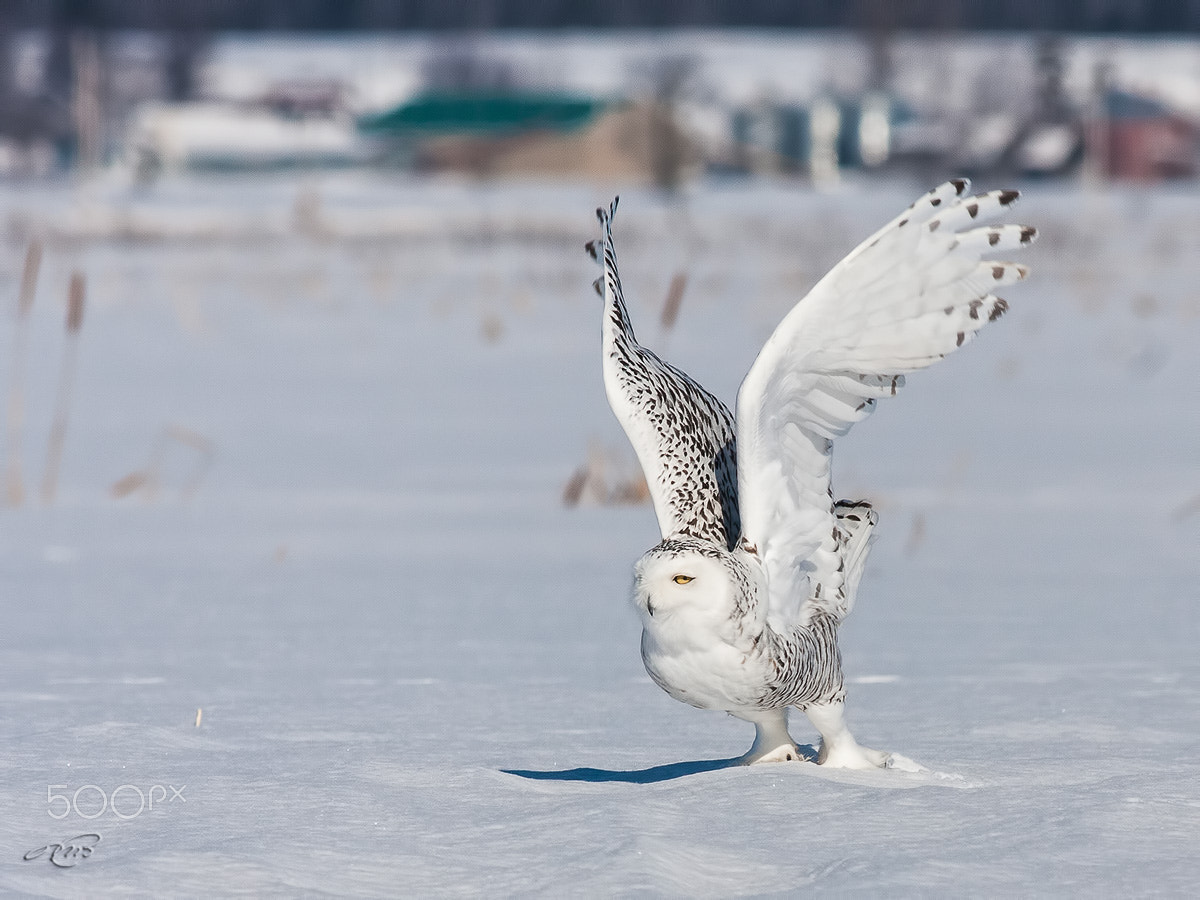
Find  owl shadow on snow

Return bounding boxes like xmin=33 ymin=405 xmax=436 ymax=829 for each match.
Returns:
xmin=503 ymin=744 xmax=819 ymax=784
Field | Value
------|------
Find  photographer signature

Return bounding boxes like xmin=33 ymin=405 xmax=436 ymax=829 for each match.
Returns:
xmin=23 ymin=833 xmax=100 ymax=868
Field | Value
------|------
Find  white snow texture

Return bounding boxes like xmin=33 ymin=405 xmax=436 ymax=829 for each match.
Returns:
xmin=2 ymin=175 xmax=1198 ymax=896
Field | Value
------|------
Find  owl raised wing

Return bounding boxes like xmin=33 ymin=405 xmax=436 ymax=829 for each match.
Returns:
xmin=735 ymin=180 xmax=1036 ymax=628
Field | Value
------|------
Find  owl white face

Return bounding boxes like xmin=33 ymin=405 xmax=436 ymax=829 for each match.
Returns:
xmin=633 ymin=546 xmax=738 ymax=628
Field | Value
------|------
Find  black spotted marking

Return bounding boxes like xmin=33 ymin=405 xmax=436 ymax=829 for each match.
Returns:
xmin=956 ymin=331 xmax=965 ymax=347
xmin=999 ymin=189 xmax=1019 ymax=206
xmin=928 ymin=219 xmax=940 ymax=232
xmin=968 ymin=299 xmax=983 ymax=319
xmin=988 ymin=231 xmax=1001 ymax=246
xmin=989 ymin=298 xmax=1009 ymax=321
xmin=1020 ymin=226 xmax=1036 ymax=243
xmin=898 ymin=218 xmax=908 ymax=227
xmin=992 ymin=265 xmax=1005 ymax=280
xmin=944 ymin=305 xmax=954 ymax=315
xmin=931 ymin=197 xmax=942 ymax=206
xmin=966 ymin=202 xmax=979 ymax=218
xmin=950 ymin=178 xmax=969 ymax=194
xmin=585 ymin=239 xmax=598 ymax=260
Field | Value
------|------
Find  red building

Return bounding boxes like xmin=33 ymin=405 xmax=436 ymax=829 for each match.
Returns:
xmin=1087 ymin=90 xmax=1197 ymax=181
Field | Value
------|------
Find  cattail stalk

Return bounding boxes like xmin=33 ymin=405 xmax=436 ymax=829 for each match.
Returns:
xmin=40 ymin=272 xmax=85 ymax=504
xmin=5 ymin=242 xmax=42 ymax=506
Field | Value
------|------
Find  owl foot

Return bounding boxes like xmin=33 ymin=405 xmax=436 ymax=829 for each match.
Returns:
xmin=737 ymin=709 xmax=812 ymax=764
xmin=806 ymin=699 xmax=890 ymax=769
xmin=816 ymin=741 xmax=891 ymax=769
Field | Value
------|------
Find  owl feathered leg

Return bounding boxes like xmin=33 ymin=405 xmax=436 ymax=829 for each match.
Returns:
xmin=806 ymin=700 xmax=890 ymax=768
xmin=736 ymin=708 xmax=809 ymax=764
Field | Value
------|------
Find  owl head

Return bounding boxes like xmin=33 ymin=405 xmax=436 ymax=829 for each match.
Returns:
xmin=633 ymin=537 xmax=758 ymax=632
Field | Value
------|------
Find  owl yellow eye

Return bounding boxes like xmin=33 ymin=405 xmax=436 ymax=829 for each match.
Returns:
xmin=672 ymin=574 xmax=694 ymax=585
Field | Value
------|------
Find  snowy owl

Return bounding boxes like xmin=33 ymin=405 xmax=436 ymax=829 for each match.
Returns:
xmin=585 ymin=180 xmax=1035 ymax=767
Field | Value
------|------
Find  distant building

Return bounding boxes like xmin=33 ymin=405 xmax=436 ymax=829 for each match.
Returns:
xmin=727 ymin=94 xmax=911 ymax=183
xmin=1087 ymin=90 xmax=1197 ymax=181
xmin=128 ymin=101 xmax=361 ymax=175
xmin=126 ymin=77 xmax=362 ymax=175
xmin=359 ymin=91 xmax=697 ymax=183
xmin=1011 ymin=122 xmax=1084 ymax=177
xmin=359 ymin=91 xmax=603 ymax=138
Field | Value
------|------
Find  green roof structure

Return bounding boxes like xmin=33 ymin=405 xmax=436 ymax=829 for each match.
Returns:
xmin=359 ymin=92 xmax=607 ymax=136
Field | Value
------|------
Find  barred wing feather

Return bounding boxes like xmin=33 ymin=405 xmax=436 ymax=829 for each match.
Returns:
xmin=590 ymin=199 xmax=741 ymax=550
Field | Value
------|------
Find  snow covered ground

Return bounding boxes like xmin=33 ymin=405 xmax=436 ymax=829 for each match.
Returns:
xmin=1 ymin=174 xmax=1198 ymax=895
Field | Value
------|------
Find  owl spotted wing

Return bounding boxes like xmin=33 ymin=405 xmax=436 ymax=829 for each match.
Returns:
xmin=589 ymin=199 xmax=740 ymax=550
xmin=735 ymin=180 xmax=1036 ymax=627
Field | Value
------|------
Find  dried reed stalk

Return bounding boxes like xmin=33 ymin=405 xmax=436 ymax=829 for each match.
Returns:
xmin=561 ymin=466 xmax=588 ymax=507
xmin=40 ymin=272 xmax=85 ymax=504
xmin=4 ymin=242 xmax=42 ymax=506
xmin=660 ymin=272 xmax=687 ymax=332
xmin=562 ymin=440 xmax=651 ymax=508
xmin=110 ymin=424 xmax=215 ymax=501
xmin=903 ymin=511 xmax=926 ymax=557
xmin=1172 ymin=492 xmax=1200 ymax=523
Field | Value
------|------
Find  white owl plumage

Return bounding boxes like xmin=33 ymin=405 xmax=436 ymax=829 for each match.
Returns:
xmin=587 ymin=180 xmax=1036 ymax=766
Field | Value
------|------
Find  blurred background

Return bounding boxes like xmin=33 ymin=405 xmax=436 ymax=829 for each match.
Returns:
xmin=0 ymin=1 xmax=1198 ymax=186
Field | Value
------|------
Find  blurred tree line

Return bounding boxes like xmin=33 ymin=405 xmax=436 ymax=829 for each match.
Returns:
xmin=2 ymin=0 xmax=1198 ymax=32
